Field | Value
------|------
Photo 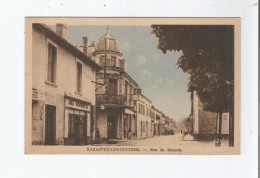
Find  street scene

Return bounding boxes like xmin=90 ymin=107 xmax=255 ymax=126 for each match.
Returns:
xmin=97 ymin=133 xmax=229 ymax=147
xmin=29 ymin=19 xmax=236 ymax=152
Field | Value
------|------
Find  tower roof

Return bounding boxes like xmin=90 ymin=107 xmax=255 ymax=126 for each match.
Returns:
xmin=96 ymin=32 xmax=120 ymax=53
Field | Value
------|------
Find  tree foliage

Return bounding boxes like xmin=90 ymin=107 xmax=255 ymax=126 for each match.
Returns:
xmin=151 ymin=25 xmax=234 ymax=114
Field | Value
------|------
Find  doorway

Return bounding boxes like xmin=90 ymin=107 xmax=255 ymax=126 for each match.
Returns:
xmin=107 ymin=116 xmax=117 ymax=139
xmin=45 ymin=105 xmax=56 ymax=145
xmin=68 ymin=114 xmax=87 ymax=145
xmin=146 ymin=121 xmax=148 ymax=137
xmin=124 ymin=116 xmax=129 ymax=138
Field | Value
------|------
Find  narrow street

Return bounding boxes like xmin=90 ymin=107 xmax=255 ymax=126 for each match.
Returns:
xmin=112 ymin=133 xmax=229 ymax=147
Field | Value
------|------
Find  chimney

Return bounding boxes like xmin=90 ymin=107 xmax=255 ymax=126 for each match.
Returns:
xmin=56 ymin=24 xmax=68 ymax=40
xmin=82 ymin=36 xmax=88 ymax=56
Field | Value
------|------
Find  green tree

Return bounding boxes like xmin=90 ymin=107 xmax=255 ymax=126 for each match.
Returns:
xmin=151 ymin=25 xmax=234 ymax=146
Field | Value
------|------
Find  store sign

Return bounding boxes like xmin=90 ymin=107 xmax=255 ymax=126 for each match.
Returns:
xmin=125 ymin=108 xmax=134 ymax=115
xmin=65 ymin=98 xmax=90 ymax=111
xmin=32 ymin=89 xmax=45 ymax=101
xmin=100 ymin=105 xmax=105 ymax=110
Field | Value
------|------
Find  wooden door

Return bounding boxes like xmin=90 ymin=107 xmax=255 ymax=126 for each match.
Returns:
xmin=68 ymin=115 xmax=87 ymax=145
xmin=73 ymin=116 xmax=80 ymax=145
xmin=45 ymin=105 xmax=56 ymax=145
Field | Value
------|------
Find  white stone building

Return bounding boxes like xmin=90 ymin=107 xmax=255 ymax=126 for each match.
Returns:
xmin=192 ymin=91 xmax=229 ymax=140
xmin=31 ymin=23 xmax=101 ymax=145
xmin=136 ymin=94 xmax=153 ymax=139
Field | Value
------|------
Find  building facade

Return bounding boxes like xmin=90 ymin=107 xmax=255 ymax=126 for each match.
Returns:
xmin=160 ymin=114 xmax=167 ymax=134
xmin=83 ymin=32 xmax=140 ymax=142
xmin=151 ymin=106 xmax=162 ymax=136
xmin=136 ymin=94 xmax=153 ymax=139
xmin=31 ymin=24 xmax=100 ymax=145
xmin=192 ymin=91 xmax=229 ymax=140
xmin=164 ymin=117 xmax=176 ymax=134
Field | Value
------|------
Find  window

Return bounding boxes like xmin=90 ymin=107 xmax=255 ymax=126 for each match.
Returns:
xmin=129 ymin=85 xmax=133 ymax=103
xmin=108 ymin=79 xmax=117 ymax=95
xmin=47 ymin=43 xmax=57 ymax=83
xmin=101 ymin=56 xmax=105 ymax=66
xmin=106 ymin=58 xmax=111 ymax=67
xmin=138 ymin=104 xmax=146 ymax=115
xmin=133 ymin=88 xmax=136 ymax=95
xmin=111 ymin=56 xmax=116 ymax=67
xmin=76 ymin=62 xmax=82 ymax=93
xmin=125 ymin=82 xmax=128 ymax=99
xmin=141 ymin=122 xmax=143 ymax=135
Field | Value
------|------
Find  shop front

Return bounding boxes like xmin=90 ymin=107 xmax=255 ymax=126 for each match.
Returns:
xmin=64 ymin=95 xmax=93 ymax=145
xmin=95 ymin=106 xmax=136 ymax=142
xmin=123 ymin=108 xmax=136 ymax=139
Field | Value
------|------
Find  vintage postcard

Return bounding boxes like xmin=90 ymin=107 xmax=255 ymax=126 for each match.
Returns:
xmin=25 ymin=17 xmax=240 ymax=154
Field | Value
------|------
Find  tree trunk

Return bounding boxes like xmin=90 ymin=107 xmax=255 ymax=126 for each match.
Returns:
xmin=231 ymin=111 xmax=234 ymax=146
xmin=218 ymin=112 xmax=223 ymax=140
xmin=229 ymin=112 xmax=232 ymax=146
xmin=228 ymin=111 xmax=234 ymax=147
xmin=215 ymin=113 xmax=218 ymax=139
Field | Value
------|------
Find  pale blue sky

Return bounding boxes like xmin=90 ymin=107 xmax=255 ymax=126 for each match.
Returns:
xmin=64 ymin=25 xmax=190 ymax=121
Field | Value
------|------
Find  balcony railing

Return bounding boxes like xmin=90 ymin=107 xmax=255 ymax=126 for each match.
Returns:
xmin=96 ymin=94 xmax=126 ymax=105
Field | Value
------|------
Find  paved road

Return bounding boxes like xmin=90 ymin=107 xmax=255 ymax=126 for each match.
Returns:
xmin=114 ymin=133 xmax=229 ymax=147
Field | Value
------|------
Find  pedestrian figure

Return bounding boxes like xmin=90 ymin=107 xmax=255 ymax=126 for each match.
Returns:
xmin=181 ymin=130 xmax=182 ymax=134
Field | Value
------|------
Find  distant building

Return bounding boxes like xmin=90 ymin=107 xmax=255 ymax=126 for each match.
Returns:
xmin=150 ymin=107 xmax=156 ymax=135
xmin=160 ymin=113 xmax=167 ymax=135
xmin=151 ymin=106 xmax=162 ymax=136
xmin=164 ymin=117 xmax=176 ymax=134
xmin=191 ymin=91 xmax=229 ymax=140
xmin=136 ymin=94 xmax=153 ymax=139
xmin=31 ymin=24 xmax=100 ymax=145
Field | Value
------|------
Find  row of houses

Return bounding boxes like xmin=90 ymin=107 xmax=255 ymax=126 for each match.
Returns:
xmin=31 ymin=23 xmax=175 ymax=145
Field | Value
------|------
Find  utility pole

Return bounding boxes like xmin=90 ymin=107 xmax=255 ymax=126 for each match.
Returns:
xmin=104 ymin=35 xmax=107 ymax=82
xmin=104 ymin=25 xmax=109 ymax=83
